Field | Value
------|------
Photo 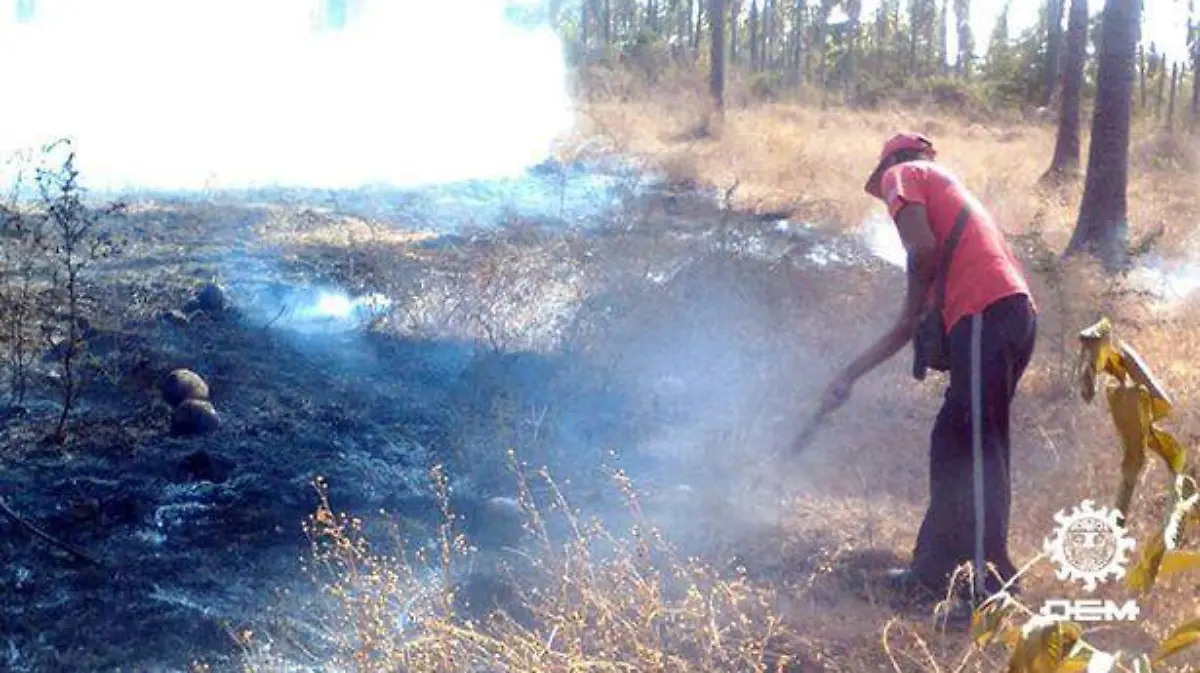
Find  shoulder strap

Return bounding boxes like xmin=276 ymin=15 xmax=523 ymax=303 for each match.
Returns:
xmin=934 ymin=205 xmax=972 ymax=313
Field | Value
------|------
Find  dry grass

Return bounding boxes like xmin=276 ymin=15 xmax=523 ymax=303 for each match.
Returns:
xmin=566 ymin=82 xmax=1200 ymax=260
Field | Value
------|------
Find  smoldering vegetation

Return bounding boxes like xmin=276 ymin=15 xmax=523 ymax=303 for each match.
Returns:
xmin=0 ymin=146 xmax=913 ymax=671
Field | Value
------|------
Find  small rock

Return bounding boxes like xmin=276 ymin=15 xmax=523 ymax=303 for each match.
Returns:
xmin=176 ymin=449 xmax=233 ymax=484
xmin=160 ymin=369 xmax=209 ymax=407
xmin=171 ymin=399 xmax=221 ymax=436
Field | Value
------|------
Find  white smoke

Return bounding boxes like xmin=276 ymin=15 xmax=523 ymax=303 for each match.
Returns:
xmin=0 ymin=0 xmax=572 ymax=192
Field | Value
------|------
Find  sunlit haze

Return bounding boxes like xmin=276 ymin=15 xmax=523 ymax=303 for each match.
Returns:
xmin=0 ymin=0 xmax=572 ymax=192
xmin=850 ymin=0 xmax=1192 ymax=65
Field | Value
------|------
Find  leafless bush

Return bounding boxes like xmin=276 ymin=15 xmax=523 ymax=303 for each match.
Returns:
xmin=0 ymin=140 xmax=125 ymax=441
xmin=0 ymin=153 xmax=47 ymax=408
xmin=240 ymin=460 xmax=798 ymax=673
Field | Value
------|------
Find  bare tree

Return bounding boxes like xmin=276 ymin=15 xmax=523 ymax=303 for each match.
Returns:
xmin=1041 ymin=0 xmax=1088 ymax=183
xmin=1064 ymin=0 xmax=1142 ymax=270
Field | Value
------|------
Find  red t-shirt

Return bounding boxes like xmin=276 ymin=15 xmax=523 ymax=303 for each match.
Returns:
xmin=880 ymin=160 xmax=1035 ymax=331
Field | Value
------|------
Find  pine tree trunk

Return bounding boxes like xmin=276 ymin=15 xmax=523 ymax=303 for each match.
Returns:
xmin=846 ymin=0 xmax=862 ymax=98
xmin=750 ymin=0 xmax=760 ymax=70
xmin=1138 ymin=45 xmax=1147 ymax=111
xmin=937 ymin=0 xmax=948 ymax=75
xmin=730 ymin=0 xmax=742 ymax=64
xmin=763 ymin=0 xmax=773 ymax=71
xmin=1042 ymin=0 xmax=1065 ymax=106
xmin=1065 ymin=0 xmax=1140 ymax=270
xmin=1042 ymin=0 xmax=1087 ymax=182
xmin=581 ymin=1 xmax=591 ymax=59
xmin=1192 ymin=8 xmax=1200 ymax=132
xmin=685 ymin=0 xmax=694 ymax=51
xmin=1193 ymin=50 xmax=1200 ymax=133
xmin=1168 ymin=61 xmax=1179 ymax=130
xmin=711 ymin=0 xmax=727 ymax=116
xmin=1191 ymin=6 xmax=1199 ymax=132
xmin=954 ymin=0 xmax=972 ymax=78
xmin=908 ymin=0 xmax=919 ymax=74
xmin=603 ymin=0 xmax=612 ymax=46
xmin=1156 ymin=53 xmax=1167 ymax=119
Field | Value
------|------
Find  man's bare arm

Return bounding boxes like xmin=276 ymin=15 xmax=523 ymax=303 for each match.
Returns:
xmin=839 ymin=204 xmax=938 ymax=383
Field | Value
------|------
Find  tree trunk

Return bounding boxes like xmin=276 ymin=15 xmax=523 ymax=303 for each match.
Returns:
xmin=908 ymin=0 xmax=919 ymax=74
xmin=845 ymin=0 xmax=863 ymax=98
xmin=603 ymin=0 xmax=612 ymax=45
xmin=1156 ymin=52 xmax=1167 ymax=120
xmin=1191 ymin=2 xmax=1199 ymax=132
xmin=1065 ymin=0 xmax=1141 ymax=270
xmin=711 ymin=0 xmax=727 ymax=116
xmin=730 ymin=0 xmax=742 ymax=64
xmin=1138 ymin=44 xmax=1147 ymax=111
xmin=1042 ymin=0 xmax=1087 ymax=182
xmin=749 ymin=0 xmax=760 ymax=70
xmin=954 ymin=0 xmax=972 ymax=78
xmin=1168 ymin=60 xmax=1179 ymax=130
xmin=580 ymin=0 xmax=590 ymax=60
xmin=1042 ymin=0 xmax=1065 ymax=106
xmin=763 ymin=0 xmax=773 ymax=70
xmin=1193 ymin=46 xmax=1200 ymax=133
xmin=685 ymin=0 xmax=694 ymax=50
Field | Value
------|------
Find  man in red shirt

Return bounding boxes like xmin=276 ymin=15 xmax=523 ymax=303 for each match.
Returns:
xmin=818 ymin=133 xmax=1037 ymax=618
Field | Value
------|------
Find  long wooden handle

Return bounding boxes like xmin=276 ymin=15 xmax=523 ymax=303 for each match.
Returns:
xmin=791 ymin=408 xmax=830 ymax=454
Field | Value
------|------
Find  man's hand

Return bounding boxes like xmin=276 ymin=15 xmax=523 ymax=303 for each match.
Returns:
xmin=819 ymin=369 xmax=855 ymax=415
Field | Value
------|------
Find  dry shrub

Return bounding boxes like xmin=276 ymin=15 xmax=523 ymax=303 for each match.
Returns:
xmin=240 ymin=464 xmax=802 ymax=673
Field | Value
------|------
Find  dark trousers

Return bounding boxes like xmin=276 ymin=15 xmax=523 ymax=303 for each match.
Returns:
xmin=910 ymin=292 xmax=1037 ymax=600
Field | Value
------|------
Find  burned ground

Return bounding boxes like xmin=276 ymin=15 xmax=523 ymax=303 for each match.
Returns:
xmin=0 ymin=161 xmax=893 ymax=671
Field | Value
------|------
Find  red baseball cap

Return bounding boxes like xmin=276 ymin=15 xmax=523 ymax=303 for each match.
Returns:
xmin=864 ymin=132 xmax=936 ymax=197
